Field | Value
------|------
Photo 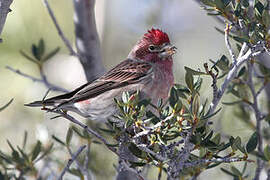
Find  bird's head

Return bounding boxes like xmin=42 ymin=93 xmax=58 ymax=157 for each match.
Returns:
xmin=128 ymin=28 xmax=177 ymax=64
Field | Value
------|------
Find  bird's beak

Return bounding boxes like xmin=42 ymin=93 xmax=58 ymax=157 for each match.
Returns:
xmin=159 ymin=44 xmax=177 ymax=59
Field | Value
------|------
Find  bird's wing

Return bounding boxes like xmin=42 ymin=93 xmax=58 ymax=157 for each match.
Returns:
xmin=69 ymin=58 xmax=153 ymax=103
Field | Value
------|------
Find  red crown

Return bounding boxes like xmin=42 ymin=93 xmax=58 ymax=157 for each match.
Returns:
xmin=143 ymin=28 xmax=170 ymax=45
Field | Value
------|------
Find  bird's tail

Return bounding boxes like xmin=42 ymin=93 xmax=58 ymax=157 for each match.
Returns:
xmin=24 ymin=99 xmax=57 ymax=107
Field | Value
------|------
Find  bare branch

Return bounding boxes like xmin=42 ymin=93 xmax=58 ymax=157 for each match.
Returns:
xmin=225 ymin=24 xmax=237 ymax=64
xmin=135 ymin=144 xmax=166 ymax=162
xmin=6 ymin=66 xmax=68 ymax=93
xmin=43 ymin=0 xmax=78 ymax=56
xmin=246 ymin=62 xmax=264 ymax=180
xmin=209 ymin=43 xmax=264 ymax=114
xmin=43 ymin=107 xmax=119 ymax=155
xmin=167 ymin=130 xmax=194 ymax=179
xmin=204 ymin=63 xmax=219 ymax=105
xmin=0 ymin=0 xmax=13 ymax=42
xmin=184 ymin=156 xmax=250 ymax=168
xmin=72 ymin=0 xmax=106 ymax=82
xmin=67 ymin=144 xmax=94 ymax=180
xmin=58 ymin=145 xmax=86 ymax=180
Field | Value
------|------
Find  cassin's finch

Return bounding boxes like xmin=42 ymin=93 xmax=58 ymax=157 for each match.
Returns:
xmin=26 ymin=28 xmax=176 ymax=121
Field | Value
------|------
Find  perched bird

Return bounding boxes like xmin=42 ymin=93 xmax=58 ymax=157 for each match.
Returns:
xmin=26 ymin=28 xmax=176 ymax=121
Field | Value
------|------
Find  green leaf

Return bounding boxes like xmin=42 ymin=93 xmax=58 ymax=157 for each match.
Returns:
xmin=98 ymin=127 xmax=115 ymax=134
xmin=212 ymin=55 xmax=230 ymax=71
xmin=194 ymin=77 xmax=203 ymax=92
xmin=185 ymin=72 xmax=194 ymax=91
xmin=262 ymin=8 xmax=270 ymax=29
xmin=17 ymin=146 xmax=29 ymax=162
xmin=202 ymin=108 xmax=222 ymax=120
xmin=68 ymin=168 xmax=83 ymax=177
xmin=237 ymin=84 xmax=248 ymax=99
xmin=22 ymin=131 xmax=28 ymax=150
xmin=128 ymin=143 xmax=144 ymax=159
xmin=232 ymin=36 xmax=249 ymax=43
xmin=32 ymin=44 xmax=41 ymax=60
xmin=122 ymin=91 xmax=130 ymax=103
xmin=35 ymin=143 xmax=53 ymax=163
xmin=192 ymin=93 xmax=200 ymax=116
xmin=231 ymin=136 xmax=241 ymax=151
xmin=52 ymin=135 xmax=65 ymax=146
xmin=222 ymin=100 xmax=243 ymax=105
xmin=72 ymin=126 xmax=85 ymax=138
xmin=241 ymin=0 xmax=249 ymax=8
xmin=66 ymin=127 xmax=73 ymax=146
xmin=212 ymin=133 xmax=221 ymax=145
xmin=184 ymin=66 xmax=207 ymax=75
xmin=7 ymin=140 xmax=16 ymax=152
xmin=38 ymin=39 xmax=45 ymax=58
xmin=43 ymin=47 xmax=60 ymax=61
xmin=231 ymin=166 xmax=242 ymax=176
xmin=220 ymin=168 xmax=237 ymax=177
xmin=130 ymin=161 xmax=147 ymax=168
xmin=234 ymin=2 xmax=241 ymax=17
xmin=254 ymin=1 xmax=264 ymax=17
xmin=201 ymin=0 xmax=215 ymax=7
xmin=264 ymin=145 xmax=270 ymax=161
xmin=237 ymin=66 xmax=246 ymax=78
xmin=174 ymin=100 xmax=182 ymax=112
xmin=169 ymin=86 xmax=179 ymax=107
xmin=0 ymin=98 xmax=13 ymax=112
xmin=222 ymin=0 xmax=231 ymax=7
xmin=105 ymin=143 xmax=119 ymax=147
xmin=31 ymin=140 xmax=41 ymax=161
xmin=199 ymin=147 xmax=207 ymax=157
xmin=246 ymin=132 xmax=258 ymax=153
xmin=203 ymin=131 xmax=214 ymax=144
xmin=215 ymin=0 xmax=225 ymax=9
xmin=125 ymin=118 xmax=133 ymax=128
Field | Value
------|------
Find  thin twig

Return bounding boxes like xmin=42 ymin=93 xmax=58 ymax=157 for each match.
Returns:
xmin=135 ymin=144 xmax=166 ymax=162
xmin=225 ymin=23 xmax=237 ymax=64
xmin=239 ymin=42 xmax=248 ymax=58
xmin=256 ymin=83 xmax=268 ymax=97
xmin=184 ymin=156 xmax=250 ymax=168
xmin=204 ymin=63 xmax=219 ymax=105
xmin=44 ymin=107 xmax=119 ymax=156
xmin=67 ymin=145 xmax=93 ymax=180
xmin=58 ymin=145 xmax=86 ymax=180
xmin=6 ymin=66 xmax=68 ymax=93
xmin=43 ymin=0 xmax=78 ymax=56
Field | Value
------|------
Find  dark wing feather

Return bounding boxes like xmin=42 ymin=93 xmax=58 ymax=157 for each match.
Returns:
xmin=26 ymin=59 xmax=152 ymax=108
xmin=69 ymin=58 xmax=152 ymax=103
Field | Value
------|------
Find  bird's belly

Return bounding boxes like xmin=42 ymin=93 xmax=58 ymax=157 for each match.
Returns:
xmin=74 ymin=83 xmax=144 ymax=121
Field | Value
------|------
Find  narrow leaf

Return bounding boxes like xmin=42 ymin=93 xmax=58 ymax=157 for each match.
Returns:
xmin=246 ymin=132 xmax=258 ymax=153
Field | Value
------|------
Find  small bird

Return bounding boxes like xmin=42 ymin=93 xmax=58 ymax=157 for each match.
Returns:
xmin=26 ymin=28 xmax=176 ymax=121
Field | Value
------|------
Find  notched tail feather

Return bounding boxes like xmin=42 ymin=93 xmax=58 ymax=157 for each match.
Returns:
xmin=25 ymin=82 xmax=90 ymax=108
xmin=24 ymin=100 xmax=56 ymax=107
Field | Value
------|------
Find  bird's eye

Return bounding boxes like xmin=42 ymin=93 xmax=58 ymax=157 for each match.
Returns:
xmin=148 ymin=45 xmax=156 ymax=52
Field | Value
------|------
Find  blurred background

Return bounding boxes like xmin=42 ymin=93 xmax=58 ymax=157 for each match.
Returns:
xmin=0 ymin=0 xmax=259 ymax=179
